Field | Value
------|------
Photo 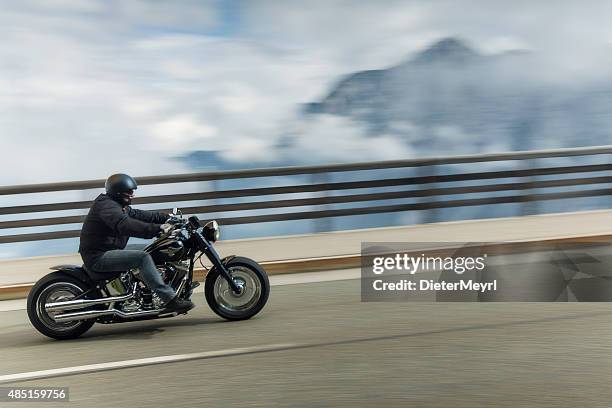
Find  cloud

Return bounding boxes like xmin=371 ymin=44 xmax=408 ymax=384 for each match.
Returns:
xmin=2 ymin=0 xmax=612 ymax=187
xmin=115 ymin=0 xmax=219 ymax=30
xmin=480 ymin=36 xmax=531 ymax=54
xmin=278 ymin=114 xmax=414 ymax=163
xmin=150 ymin=114 xmax=218 ymax=150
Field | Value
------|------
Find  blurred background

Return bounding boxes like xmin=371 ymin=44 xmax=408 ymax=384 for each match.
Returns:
xmin=3 ymin=0 xmax=612 ymax=258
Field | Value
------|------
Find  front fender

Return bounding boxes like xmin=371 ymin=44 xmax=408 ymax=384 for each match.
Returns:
xmin=207 ymin=256 xmax=265 ymax=276
xmin=220 ymin=255 xmax=236 ymax=266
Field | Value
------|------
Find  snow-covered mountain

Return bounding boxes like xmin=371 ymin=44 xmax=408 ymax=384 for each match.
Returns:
xmin=303 ymin=37 xmax=612 ymax=156
xmin=185 ymin=37 xmax=612 ymax=170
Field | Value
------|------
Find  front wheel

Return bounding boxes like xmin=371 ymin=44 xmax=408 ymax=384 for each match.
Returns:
xmin=205 ymin=256 xmax=269 ymax=321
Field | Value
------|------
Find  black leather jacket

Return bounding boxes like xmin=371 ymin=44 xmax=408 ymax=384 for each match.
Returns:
xmin=79 ymin=194 xmax=168 ymax=269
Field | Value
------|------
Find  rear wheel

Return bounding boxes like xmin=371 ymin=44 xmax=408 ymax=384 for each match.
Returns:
xmin=205 ymin=257 xmax=269 ymax=321
xmin=27 ymin=275 xmax=95 ymax=340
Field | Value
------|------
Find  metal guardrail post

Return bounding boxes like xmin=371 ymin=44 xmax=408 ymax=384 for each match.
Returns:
xmin=417 ymin=164 xmax=439 ymax=223
xmin=208 ymin=179 xmax=219 ymax=221
xmin=311 ymin=172 xmax=332 ymax=233
xmin=521 ymin=159 xmax=540 ymax=216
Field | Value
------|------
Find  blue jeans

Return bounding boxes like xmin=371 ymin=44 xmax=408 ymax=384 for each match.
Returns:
xmin=91 ymin=250 xmax=176 ymax=304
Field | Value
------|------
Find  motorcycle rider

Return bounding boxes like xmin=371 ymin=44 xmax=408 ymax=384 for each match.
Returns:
xmin=79 ymin=173 xmax=194 ymax=313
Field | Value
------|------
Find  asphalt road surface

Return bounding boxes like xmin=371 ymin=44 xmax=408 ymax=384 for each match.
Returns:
xmin=1 ymin=272 xmax=612 ymax=407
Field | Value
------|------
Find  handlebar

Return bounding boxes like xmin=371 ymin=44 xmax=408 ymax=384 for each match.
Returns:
xmin=157 ymin=214 xmax=201 ymax=239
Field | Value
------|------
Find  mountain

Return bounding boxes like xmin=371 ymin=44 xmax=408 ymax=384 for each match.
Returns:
xmin=303 ymin=37 xmax=612 ymax=154
xmin=409 ymin=37 xmax=480 ymax=65
xmin=305 ymin=37 xmax=485 ymax=118
xmin=179 ymin=150 xmax=234 ymax=170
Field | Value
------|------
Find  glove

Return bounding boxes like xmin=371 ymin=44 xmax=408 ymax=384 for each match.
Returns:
xmin=166 ymin=215 xmax=182 ymax=225
xmin=160 ymin=223 xmax=173 ymax=235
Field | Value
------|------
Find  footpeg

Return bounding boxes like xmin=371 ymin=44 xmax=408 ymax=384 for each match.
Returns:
xmin=191 ymin=282 xmax=201 ymax=290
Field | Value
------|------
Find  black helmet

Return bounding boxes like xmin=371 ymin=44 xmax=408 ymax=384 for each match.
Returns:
xmin=105 ymin=174 xmax=137 ymax=205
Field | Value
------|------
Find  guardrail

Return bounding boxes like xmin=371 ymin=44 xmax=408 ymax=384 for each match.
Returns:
xmin=2 ymin=145 xmax=612 ymax=244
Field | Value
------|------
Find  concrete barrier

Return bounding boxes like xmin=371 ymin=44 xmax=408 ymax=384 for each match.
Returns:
xmin=2 ymin=209 xmax=612 ymax=300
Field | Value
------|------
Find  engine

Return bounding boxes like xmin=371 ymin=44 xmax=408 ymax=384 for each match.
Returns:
xmin=124 ymin=261 xmax=190 ymax=312
xmin=102 ymin=260 xmax=190 ymax=314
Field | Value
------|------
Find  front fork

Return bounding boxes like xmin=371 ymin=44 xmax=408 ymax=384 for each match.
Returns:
xmin=195 ymin=232 xmax=242 ymax=293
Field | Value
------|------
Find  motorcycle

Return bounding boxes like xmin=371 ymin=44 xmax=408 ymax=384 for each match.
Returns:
xmin=27 ymin=210 xmax=270 ymax=340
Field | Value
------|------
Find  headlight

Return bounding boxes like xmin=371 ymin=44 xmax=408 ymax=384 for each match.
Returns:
xmin=203 ymin=220 xmax=220 ymax=242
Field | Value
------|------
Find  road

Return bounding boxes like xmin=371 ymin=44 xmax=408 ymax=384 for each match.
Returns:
xmin=1 ymin=271 xmax=612 ymax=407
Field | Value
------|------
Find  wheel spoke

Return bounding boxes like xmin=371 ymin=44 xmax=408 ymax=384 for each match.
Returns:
xmin=213 ymin=267 xmax=262 ymax=314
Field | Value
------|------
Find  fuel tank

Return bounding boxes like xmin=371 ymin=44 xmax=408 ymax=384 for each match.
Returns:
xmin=145 ymin=236 xmax=185 ymax=263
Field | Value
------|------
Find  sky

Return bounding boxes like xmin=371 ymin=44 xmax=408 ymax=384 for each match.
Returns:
xmin=2 ymin=0 xmax=612 ymax=186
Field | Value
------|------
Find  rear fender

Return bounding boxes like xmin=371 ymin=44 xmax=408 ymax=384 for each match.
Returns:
xmin=46 ymin=267 xmax=94 ymax=287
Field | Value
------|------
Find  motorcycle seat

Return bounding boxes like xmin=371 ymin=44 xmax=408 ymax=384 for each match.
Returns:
xmin=81 ymin=265 xmax=124 ymax=282
xmin=50 ymin=264 xmax=123 ymax=283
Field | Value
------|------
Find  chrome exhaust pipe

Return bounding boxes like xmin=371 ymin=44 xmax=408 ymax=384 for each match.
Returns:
xmin=45 ymin=283 xmax=138 ymax=313
xmin=51 ymin=275 xmax=191 ymax=323
xmin=52 ymin=307 xmax=163 ymax=323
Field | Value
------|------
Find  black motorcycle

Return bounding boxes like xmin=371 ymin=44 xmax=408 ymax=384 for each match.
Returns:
xmin=27 ymin=211 xmax=270 ymax=340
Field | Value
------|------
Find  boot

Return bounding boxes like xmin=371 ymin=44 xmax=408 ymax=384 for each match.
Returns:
xmin=163 ymin=296 xmax=194 ymax=314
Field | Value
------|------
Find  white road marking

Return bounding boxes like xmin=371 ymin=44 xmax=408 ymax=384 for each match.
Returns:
xmin=0 ymin=269 xmax=360 ymax=312
xmin=0 ymin=343 xmax=297 ymax=384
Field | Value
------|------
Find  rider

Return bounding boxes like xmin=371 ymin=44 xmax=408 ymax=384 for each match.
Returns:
xmin=78 ymin=173 xmax=194 ymax=313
